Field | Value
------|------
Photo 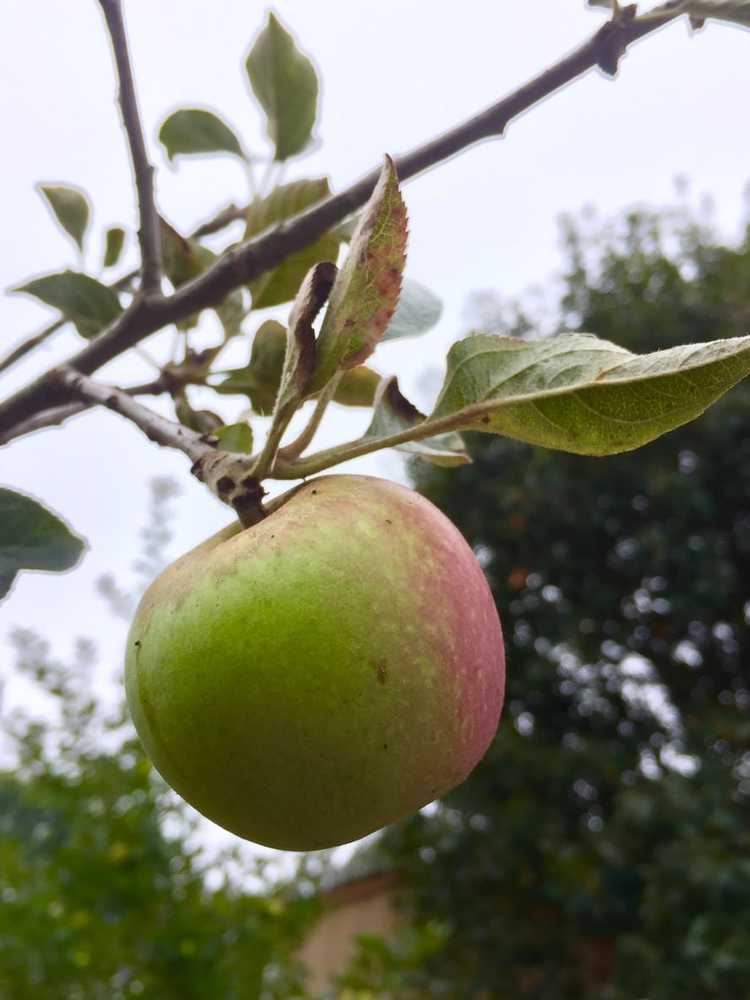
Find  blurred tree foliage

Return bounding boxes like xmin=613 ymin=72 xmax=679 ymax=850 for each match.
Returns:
xmin=0 ymin=484 xmax=320 ymax=999
xmin=349 ymin=198 xmax=750 ymax=999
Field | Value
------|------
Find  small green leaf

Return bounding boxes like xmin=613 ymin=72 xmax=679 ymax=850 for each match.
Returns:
xmin=214 ymin=423 xmax=254 ymax=453
xmin=38 ymin=184 xmax=90 ymax=251
xmin=13 ymin=271 xmax=122 ymax=339
xmin=383 ymin=279 xmax=443 ymax=342
xmin=216 ymin=288 xmax=248 ymax=338
xmin=332 ymin=366 xmax=382 ymax=407
xmin=103 ymin=227 xmax=126 ymax=268
xmin=158 ymin=108 xmax=245 ymax=161
xmin=214 ymin=320 xmax=288 ymax=415
xmin=431 ymin=332 xmax=750 ymax=456
xmin=312 ymin=157 xmax=407 ymax=392
xmin=245 ymin=178 xmax=339 ymax=309
xmin=245 ymin=13 xmax=319 ymax=161
xmin=0 ymin=488 xmax=86 ymax=600
xmin=174 ymin=396 xmax=223 ymax=434
xmin=366 ymin=377 xmax=470 ymax=467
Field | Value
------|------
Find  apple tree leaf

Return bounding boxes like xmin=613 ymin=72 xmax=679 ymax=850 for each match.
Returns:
xmin=38 ymin=184 xmax=90 ymax=251
xmin=366 ymin=377 xmax=470 ymax=467
xmin=214 ymin=320 xmax=288 ymax=415
xmin=12 ymin=271 xmax=122 ymax=340
xmin=245 ymin=178 xmax=339 ymax=309
xmin=332 ymin=366 xmax=382 ymax=407
xmin=0 ymin=488 xmax=86 ymax=600
xmin=430 ymin=332 xmax=750 ymax=455
xmin=158 ymin=108 xmax=245 ymax=161
xmin=383 ymin=278 xmax=443 ymax=342
xmin=311 ymin=157 xmax=407 ymax=392
xmin=245 ymin=13 xmax=319 ymax=161
xmin=103 ymin=226 xmax=126 ymax=268
xmin=214 ymin=423 xmax=254 ymax=454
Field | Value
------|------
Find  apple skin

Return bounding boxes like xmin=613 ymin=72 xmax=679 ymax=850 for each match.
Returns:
xmin=125 ymin=474 xmax=505 ymax=851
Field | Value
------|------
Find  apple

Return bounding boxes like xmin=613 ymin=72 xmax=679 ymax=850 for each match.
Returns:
xmin=125 ymin=474 xmax=505 ymax=851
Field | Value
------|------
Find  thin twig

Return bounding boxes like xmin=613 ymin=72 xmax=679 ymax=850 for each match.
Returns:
xmin=0 ymin=7 xmax=679 ymax=435
xmin=57 ymin=367 xmax=266 ymax=526
xmin=0 ymin=319 xmax=65 ymax=376
xmin=56 ymin=367 xmax=210 ymax=462
xmin=98 ymin=0 xmax=162 ymax=293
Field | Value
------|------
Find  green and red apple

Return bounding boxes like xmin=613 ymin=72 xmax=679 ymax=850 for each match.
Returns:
xmin=125 ymin=475 xmax=505 ymax=851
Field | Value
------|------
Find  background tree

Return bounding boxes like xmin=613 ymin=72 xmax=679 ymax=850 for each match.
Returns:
xmin=347 ymin=200 xmax=750 ymax=999
xmin=0 ymin=486 xmax=321 ymax=999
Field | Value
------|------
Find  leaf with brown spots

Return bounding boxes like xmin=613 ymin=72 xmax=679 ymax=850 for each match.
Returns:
xmin=365 ymin=376 xmax=470 ymax=467
xmin=310 ymin=156 xmax=407 ymax=392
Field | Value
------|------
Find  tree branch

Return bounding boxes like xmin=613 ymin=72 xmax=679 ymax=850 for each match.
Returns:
xmin=0 ymin=375 xmax=177 ymax=445
xmin=0 ymin=6 xmax=679 ymax=436
xmin=56 ymin=367 xmax=266 ymax=527
xmin=98 ymin=0 xmax=162 ymax=294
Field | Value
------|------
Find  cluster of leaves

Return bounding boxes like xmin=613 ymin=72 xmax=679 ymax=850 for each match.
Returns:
xmin=6 ymin=9 xmax=750 ymax=592
xmin=336 ymin=203 xmax=750 ymax=998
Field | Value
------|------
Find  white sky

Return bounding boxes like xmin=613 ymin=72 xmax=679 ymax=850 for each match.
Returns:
xmin=1 ymin=1 xmax=750 ymax=857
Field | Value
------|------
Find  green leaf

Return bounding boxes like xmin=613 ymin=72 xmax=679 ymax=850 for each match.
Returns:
xmin=0 ymin=488 xmax=85 ymax=600
xmin=174 ymin=396 xmax=223 ymax=433
xmin=38 ymin=184 xmax=90 ymax=251
xmin=332 ymin=366 xmax=382 ymax=407
xmin=216 ymin=288 xmax=248 ymax=338
xmin=158 ymin=108 xmax=245 ymax=161
xmin=214 ymin=320 xmax=287 ymax=415
xmin=430 ymin=332 xmax=750 ymax=456
xmin=103 ymin=227 xmax=126 ymax=268
xmin=13 ymin=271 xmax=122 ymax=339
xmin=214 ymin=423 xmax=254 ymax=453
xmin=245 ymin=13 xmax=319 ymax=161
xmin=383 ymin=279 xmax=443 ymax=342
xmin=312 ymin=157 xmax=407 ymax=392
xmin=245 ymin=178 xmax=339 ymax=309
xmin=366 ymin=377 xmax=470 ymax=467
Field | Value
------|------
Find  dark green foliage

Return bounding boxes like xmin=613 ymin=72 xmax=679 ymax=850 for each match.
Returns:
xmin=359 ymin=204 xmax=750 ymax=998
xmin=0 ymin=628 xmax=319 ymax=998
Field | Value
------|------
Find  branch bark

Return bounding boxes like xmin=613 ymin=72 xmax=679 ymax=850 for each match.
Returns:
xmin=56 ymin=367 xmax=266 ymax=527
xmin=98 ymin=0 xmax=162 ymax=294
xmin=0 ymin=6 xmax=679 ymax=438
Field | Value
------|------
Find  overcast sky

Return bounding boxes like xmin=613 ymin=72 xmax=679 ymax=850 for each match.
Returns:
xmin=2 ymin=1 xmax=750 ymax=857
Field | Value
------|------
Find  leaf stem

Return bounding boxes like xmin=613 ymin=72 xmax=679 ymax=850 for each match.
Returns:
xmin=277 ymin=372 xmax=342 ymax=463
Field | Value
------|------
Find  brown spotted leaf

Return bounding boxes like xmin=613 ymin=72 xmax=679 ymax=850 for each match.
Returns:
xmin=310 ymin=156 xmax=407 ymax=392
xmin=365 ymin=376 xmax=470 ymax=467
xmin=277 ymin=262 xmax=336 ymax=411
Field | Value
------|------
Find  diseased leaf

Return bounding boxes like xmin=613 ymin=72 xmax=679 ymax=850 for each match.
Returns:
xmin=245 ymin=13 xmax=319 ymax=161
xmin=383 ymin=279 xmax=443 ymax=342
xmin=214 ymin=320 xmax=287 ymax=415
xmin=13 ymin=271 xmax=122 ymax=339
xmin=366 ymin=377 xmax=470 ymax=467
xmin=0 ymin=488 xmax=85 ymax=600
xmin=103 ymin=226 xmax=126 ymax=268
xmin=38 ymin=184 xmax=90 ymax=251
xmin=311 ymin=157 xmax=407 ymax=392
xmin=430 ymin=332 xmax=750 ymax=455
xmin=245 ymin=178 xmax=339 ymax=309
xmin=332 ymin=366 xmax=382 ymax=407
xmin=158 ymin=108 xmax=245 ymax=160
xmin=214 ymin=423 xmax=254 ymax=453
